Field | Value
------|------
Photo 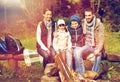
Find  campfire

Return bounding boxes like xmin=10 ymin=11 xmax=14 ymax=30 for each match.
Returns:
xmin=41 ymin=54 xmax=97 ymax=82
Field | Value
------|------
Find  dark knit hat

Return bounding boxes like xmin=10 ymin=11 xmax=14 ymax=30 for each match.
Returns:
xmin=70 ymin=14 xmax=80 ymax=23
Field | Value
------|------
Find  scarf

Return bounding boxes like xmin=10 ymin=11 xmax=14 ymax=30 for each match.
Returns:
xmin=84 ymin=16 xmax=96 ymax=46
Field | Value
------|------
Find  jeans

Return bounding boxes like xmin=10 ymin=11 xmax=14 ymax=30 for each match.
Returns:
xmin=37 ymin=46 xmax=55 ymax=68
xmin=66 ymin=50 xmax=73 ymax=70
xmin=74 ymin=45 xmax=101 ymax=75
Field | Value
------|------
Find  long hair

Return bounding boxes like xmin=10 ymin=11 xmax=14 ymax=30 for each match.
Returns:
xmin=57 ymin=25 xmax=68 ymax=32
xmin=43 ymin=8 xmax=52 ymax=14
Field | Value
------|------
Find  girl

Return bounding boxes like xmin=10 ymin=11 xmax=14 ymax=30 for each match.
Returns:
xmin=53 ymin=19 xmax=72 ymax=70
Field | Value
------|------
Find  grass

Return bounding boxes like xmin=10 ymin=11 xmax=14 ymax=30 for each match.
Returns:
xmin=105 ymin=31 xmax=120 ymax=54
xmin=21 ymin=37 xmax=37 ymax=50
xmin=0 ymin=61 xmax=44 ymax=82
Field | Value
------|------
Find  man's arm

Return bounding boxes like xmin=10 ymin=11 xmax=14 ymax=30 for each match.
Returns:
xmin=94 ymin=19 xmax=104 ymax=56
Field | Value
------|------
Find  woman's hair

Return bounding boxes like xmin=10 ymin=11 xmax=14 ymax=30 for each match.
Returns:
xmin=43 ymin=8 xmax=52 ymax=14
xmin=57 ymin=25 xmax=68 ymax=32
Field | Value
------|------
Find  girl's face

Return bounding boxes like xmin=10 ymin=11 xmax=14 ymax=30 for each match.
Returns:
xmin=58 ymin=24 xmax=66 ymax=31
xmin=71 ymin=21 xmax=79 ymax=29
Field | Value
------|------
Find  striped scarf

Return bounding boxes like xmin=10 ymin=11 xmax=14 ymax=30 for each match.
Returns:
xmin=84 ymin=16 xmax=96 ymax=46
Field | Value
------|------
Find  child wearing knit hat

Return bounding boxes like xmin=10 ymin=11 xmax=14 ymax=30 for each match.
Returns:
xmin=70 ymin=14 xmax=81 ymax=23
xmin=68 ymin=14 xmax=85 ymax=74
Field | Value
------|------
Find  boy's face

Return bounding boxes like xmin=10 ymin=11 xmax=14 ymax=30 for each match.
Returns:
xmin=71 ymin=21 xmax=79 ymax=29
xmin=43 ymin=10 xmax=52 ymax=22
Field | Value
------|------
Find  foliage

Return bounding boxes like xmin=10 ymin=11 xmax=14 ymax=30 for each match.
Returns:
xmin=100 ymin=60 xmax=120 ymax=80
xmin=105 ymin=31 xmax=120 ymax=54
xmin=0 ymin=61 xmax=44 ymax=81
xmin=67 ymin=0 xmax=81 ymax=4
xmin=54 ymin=0 xmax=85 ymax=17
xmin=21 ymin=0 xmax=43 ymax=28
xmin=100 ymin=0 xmax=120 ymax=32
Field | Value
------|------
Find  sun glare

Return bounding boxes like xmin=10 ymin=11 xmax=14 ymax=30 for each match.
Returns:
xmin=3 ymin=0 xmax=22 ymax=7
xmin=6 ymin=0 xmax=21 ymax=4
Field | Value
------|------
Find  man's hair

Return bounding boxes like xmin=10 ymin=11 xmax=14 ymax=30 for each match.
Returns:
xmin=84 ymin=7 xmax=95 ymax=14
xmin=43 ymin=8 xmax=52 ymax=14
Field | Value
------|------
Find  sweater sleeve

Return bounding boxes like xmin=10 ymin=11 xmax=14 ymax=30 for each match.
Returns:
xmin=36 ymin=23 xmax=48 ymax=51
xmin=67 ymin=32 xmax=72 ymax=51
xmin=53 ymin=32 xmax=59 ymax=51
xmin=98 ymin=22 xmax=104 ymax=52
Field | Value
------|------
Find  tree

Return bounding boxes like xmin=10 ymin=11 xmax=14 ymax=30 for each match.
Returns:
xmin=21 ymin=0 xmax=43 ymax=29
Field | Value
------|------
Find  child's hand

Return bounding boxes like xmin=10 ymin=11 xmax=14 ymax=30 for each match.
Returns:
xmin=53 ymin=32 xmax=58 ymax=38
xmin=68 ymin=49 xmax=72 ymax=53
xmin=56 ymin=51 xmax=60 ymax=54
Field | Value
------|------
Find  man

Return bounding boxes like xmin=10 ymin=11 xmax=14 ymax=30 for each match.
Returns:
xmin=74 ymin=8 xmax=104 ymax=77
xmin=36 ymin=9 xmax=55 ymax=68
xmin=68 ymin=14 xmax=85 ymax=70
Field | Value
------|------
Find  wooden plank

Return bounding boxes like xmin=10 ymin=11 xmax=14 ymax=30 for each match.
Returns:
xmin=23 ymin=49 xmax=43 ymax=66
xmin=0 ymin=54 xmax=13 ymax=60
xmin=54 ymin=53 xmax=74 ymax=82
xmin=0 ymin=54 xmax=24 ymax=70
xmin=8 ymin=59 xmax=18 ymax=70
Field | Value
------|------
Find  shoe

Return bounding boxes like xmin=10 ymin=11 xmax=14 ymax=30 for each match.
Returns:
xmin=83 ymin=71 xmax=99 ymax=80
xmin=0 ymin=72 xmax=2 ymax=76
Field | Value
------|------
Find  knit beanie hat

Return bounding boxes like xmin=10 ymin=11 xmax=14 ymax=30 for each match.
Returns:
xmin=57 ymin=19 xmax=65 ymax=26
xmin=70 ymin=14 xmax=80 ymax=23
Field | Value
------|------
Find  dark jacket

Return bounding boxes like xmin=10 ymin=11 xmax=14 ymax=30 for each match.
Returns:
xmin=68 ymin=25 xmax=85 ymax=47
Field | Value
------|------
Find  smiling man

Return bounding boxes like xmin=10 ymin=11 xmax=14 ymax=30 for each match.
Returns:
xmin=74 ymin=7 xmax=104 ymax=79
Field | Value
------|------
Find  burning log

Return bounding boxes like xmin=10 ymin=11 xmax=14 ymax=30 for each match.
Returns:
xmin=41 ymin=53 xmax=98 ymax=82
xmin=54 ymin=53 xmax=74 ymax=82
xmin=54 ymin=53 xmax=86 ymax=82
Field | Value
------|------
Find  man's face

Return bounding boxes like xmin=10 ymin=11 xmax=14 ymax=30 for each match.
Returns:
xmin=85 ymin=11 xmax=94 ymax=23
xmin=71 ymin=21 xmax=79 ymax=29
xmin=43 ymin=10 xmax=52 ymax=21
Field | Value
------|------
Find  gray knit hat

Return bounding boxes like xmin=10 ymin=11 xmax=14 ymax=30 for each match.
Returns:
xmin=70 ymin=14 xmax=80 ymax=23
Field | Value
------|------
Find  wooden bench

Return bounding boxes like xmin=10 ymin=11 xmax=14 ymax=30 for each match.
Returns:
xmin=0 ymin=49 xmax=43 ymax=70
xmin=0 ymin=54 xmax=24 ymax=70
xmin=23 ymin=49 xmax=43 ymax=66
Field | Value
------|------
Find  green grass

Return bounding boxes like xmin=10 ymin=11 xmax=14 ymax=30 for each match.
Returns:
xmin=21 ymin=37 xmax=36 ymax=50
xmin=105 ymin=31 xmax=120 ymax=54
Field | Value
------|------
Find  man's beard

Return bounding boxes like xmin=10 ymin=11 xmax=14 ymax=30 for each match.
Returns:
xmin=86 ymin=17 xmax=94 ymax=23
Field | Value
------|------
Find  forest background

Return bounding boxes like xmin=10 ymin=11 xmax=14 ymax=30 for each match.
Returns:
xmin=0 ymin=0 xmax=120 ymax=54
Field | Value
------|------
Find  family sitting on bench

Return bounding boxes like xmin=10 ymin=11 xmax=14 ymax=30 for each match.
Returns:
xmin=36 ymin=7 xmax=104 ymax=80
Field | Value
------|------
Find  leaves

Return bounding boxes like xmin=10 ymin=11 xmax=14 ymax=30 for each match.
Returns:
xmin=67 ymin=0 xmax=81 ymax=4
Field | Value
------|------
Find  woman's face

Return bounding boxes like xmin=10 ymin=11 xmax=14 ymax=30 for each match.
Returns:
xmin=71 ymin=20 xmax=79 ymax=29
xmin=43 ymin=10 xmax=52 ymax=22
